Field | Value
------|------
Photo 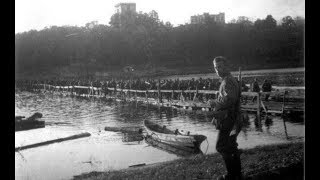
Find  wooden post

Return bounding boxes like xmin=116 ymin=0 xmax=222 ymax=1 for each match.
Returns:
xmin=135 ymin=90 xmax=138 ymax=101
xmin=257 ymin=92 xmax=261 ymax=121
xmin=180 ymin=90 xmax=185 ymax=101
xmin=172 ymin=90 xmax=174 ymax=100
xmin=238 ymin=67 xmax=242 ymax=105
xmin=281 ymin=91 xmax=287 ymax=114
xmin=121 ymin=88 xmax=124 ymax=100
xmin=158 ymin=79 xmax=162 ymax=103
xmin=237 ymin=67 xmax=243 ymax=128
xmin=193 ymin=87 xmax=199 ymax=101
xmin=238 ymin=67 xmax=242 ymax=82
xmin=146 ymin=90 xmax=148 ymax=103
xmin=128 ymin=82 xmax=131 ymax=98
xmin=282 ymin=115 xmax=289 ymax=139
xmin=281 ymin=91 xmax=289 ymax=139
xmin=260 ymin=99 xmax=268 ymax=114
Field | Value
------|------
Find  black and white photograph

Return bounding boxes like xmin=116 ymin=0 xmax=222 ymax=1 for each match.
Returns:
xmin=15 ymin=0 xmax=305 ymax=179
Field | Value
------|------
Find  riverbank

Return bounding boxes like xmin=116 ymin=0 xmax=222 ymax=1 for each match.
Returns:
xmin=73 ymin=142 xmax=304 ymax=180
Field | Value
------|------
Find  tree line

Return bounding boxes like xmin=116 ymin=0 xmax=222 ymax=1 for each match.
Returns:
xmin=15 ymin=10 xmax=304 ymax=77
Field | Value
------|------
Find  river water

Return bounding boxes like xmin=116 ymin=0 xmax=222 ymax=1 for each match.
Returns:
xmin=15 ymin=91 xmax=304 ymax=180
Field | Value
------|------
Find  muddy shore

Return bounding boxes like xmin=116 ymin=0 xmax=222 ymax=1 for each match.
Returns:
xmin=73 ymin=142 xmax=304 ymax=180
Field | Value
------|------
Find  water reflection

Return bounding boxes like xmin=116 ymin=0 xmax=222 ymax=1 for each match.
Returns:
xmin=265 ymin=115 xmax=273 ymax=128
xmin=254 ymin=115 xmax=263 ymax=132
xmin=240 ymin=112 xmax=250 ymax=140
xmin=282 ymin=111 xmax=304 ymax=123
xmin=121 ymin=132 xmax=144 ymax=144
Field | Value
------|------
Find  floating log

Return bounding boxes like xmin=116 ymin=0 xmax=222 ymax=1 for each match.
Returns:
xmin=129 ymin=163 xmax=146 ymax=168
xmin=15 ymin=132 xmax=91 ymax=152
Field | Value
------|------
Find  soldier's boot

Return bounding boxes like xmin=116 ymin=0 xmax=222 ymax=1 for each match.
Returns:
xmin=232 ymin=151 xmax=243 ymax=180
xmin=217 ymin=153 xmax=242 ymax=180
xmin=217 ymin=153 xmax=234 ymax=180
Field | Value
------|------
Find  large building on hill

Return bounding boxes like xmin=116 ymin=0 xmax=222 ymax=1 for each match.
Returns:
xmin=114 ymin=3 xmax=137 ymax=28
xmin=115 ymin=3 xmax=136 ymax=15
xmin=191 ymin=12 xmax=225 ymax=24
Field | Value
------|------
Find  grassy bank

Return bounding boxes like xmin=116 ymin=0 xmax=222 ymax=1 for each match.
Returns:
xmin=73 ymin=142 xmax=304 ymax=180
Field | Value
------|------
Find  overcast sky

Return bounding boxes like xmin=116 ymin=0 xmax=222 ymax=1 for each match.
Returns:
xmin=15 ymin=0 xmax=305 ymax=33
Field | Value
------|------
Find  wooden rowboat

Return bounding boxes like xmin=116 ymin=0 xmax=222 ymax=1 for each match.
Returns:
xmin=145 ymin=135 xmax=202 ymax=157
xmin=144 ymin=120 xmax=206 ymax=149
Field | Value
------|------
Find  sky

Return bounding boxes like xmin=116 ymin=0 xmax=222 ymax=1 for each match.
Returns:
xmin=15 ymin=0 xmax=305 ymax=33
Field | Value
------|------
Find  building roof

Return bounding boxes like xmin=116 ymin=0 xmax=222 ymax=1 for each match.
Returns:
xmin=115 ymin=3 xmax=136 ymax=7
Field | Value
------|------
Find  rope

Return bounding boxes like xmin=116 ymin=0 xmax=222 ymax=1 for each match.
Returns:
xmin=150 ymin=132 xmax=161 ymax=144
xmin=205 ymin=138 xmax=209 ymax=155
xmin=17 ymin=150 xmax=26 ymax=162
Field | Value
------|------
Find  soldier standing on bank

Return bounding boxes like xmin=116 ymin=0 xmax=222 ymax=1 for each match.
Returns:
xmin=208 ymin=56 xmax=242 ymax=180
xmin=262 ymin=79 xmax=272 ymax=101
xmin=251 ymin=78 xmax=260 ymax=102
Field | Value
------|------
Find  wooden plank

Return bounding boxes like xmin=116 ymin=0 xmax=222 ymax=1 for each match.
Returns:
xmin=74 ymin=86 xmax=90 ymax=89
xmin=242 ymin=92 xmax=259 ymax=96
xmin=273 ymin=86 xmax=305 ymax=90
xmin=267 ymin=110 xmax=283 ymax=114
xmin=15 ymin=132 xmax=91 ymax=152
xmin=147 ymin=90 xmax=158 ymax=93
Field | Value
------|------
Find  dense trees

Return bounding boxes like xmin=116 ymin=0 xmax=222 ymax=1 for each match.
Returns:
xmin=15 ymin=12 xmax=304 ymax=77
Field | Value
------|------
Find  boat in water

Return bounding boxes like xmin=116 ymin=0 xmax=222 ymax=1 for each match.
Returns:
xmin=145 ymin=135 xmax=203 ymax=157
xmin=15 ymin=112 xmax=45 ymax=131
xmin=143 ymin=120 xmax=206 ymax=149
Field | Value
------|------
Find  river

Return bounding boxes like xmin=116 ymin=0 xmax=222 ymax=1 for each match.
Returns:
xmin=15 ymin=91 xmax=304 ymax=180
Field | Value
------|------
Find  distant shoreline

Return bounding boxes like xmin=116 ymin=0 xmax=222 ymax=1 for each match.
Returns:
xmin=159 ymin=67 xmax=305 ymax=80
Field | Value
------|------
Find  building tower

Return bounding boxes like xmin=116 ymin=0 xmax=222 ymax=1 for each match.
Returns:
xmin=190 ymin=12 xmax=225 ymax=24
xmin=115 ymin=3 xmax=136 ymax=14
xmin=115 ymin=3 xmax=137 ymax=28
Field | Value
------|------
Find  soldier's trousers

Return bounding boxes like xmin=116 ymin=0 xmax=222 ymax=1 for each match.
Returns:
xmin=216 ymin=129 xmax=239 ymax=154
xmin=216 ymin=129 xmax=242 ymax=177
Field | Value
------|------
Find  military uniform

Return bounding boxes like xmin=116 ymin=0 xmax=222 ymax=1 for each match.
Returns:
xmin=262 ymin=80 xmax=272 ymax=101
xmin=209 ymin=73 xmax=242 ymax=179
xmin=251 ymin=80 xmax=260 ymax=102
